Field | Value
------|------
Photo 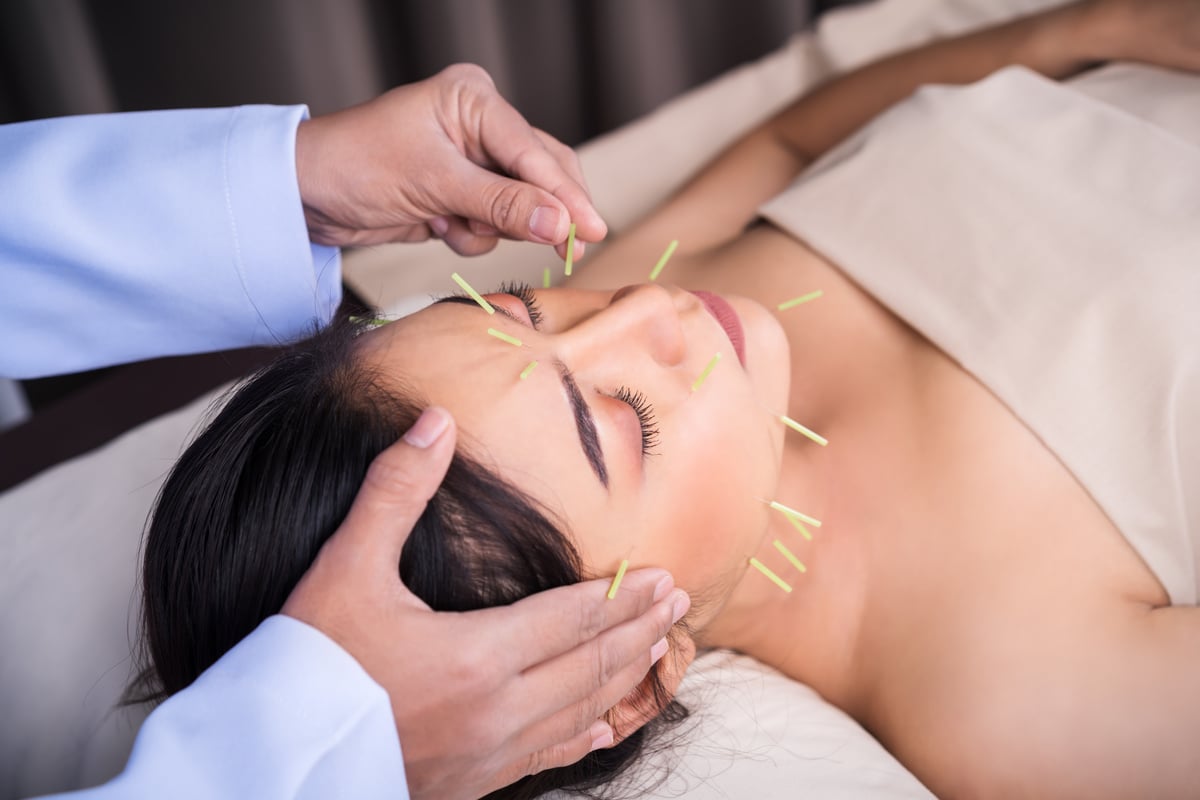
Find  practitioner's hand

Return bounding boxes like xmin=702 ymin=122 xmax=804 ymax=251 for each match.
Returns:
xmin=281 ymin=406 xmax=691 ymax=800
xmin=295 ymin=63 xmax=607 ymax=257
xmin=1085 ymin=0 xmax=1200 ymax=71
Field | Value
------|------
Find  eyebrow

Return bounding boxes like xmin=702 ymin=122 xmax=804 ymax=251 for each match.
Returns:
xmin=432 ymin=296 xmax=610 ymax=490
xmin=555 ymin=360 xmax=609 ymax=490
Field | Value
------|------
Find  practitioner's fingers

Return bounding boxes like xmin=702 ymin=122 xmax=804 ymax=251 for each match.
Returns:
xmin=605 ymin=635 xmax=696 ymax=740
xmin=491 ymin=719 xmax=614 ymax=789
xmin=500 ymin=584 xmax=691 ymax=729
xmin=488 ymin=568 xmax=676 ymax=672
xmin=435 ymin=214 xmax=501 ymax=257
xmin=327 ymin=407 xmax=456 ymax=576
xmin=469 ymin=91 xmax=607 ymax=244
xmin=532 ymin=128 xmax=591 ymax=199
xmin=506 ymin=632 xmax=697 ymax=783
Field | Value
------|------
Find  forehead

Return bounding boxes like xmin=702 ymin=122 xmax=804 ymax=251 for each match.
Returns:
xmin=357 ymin=302 xmax=611 ymax=520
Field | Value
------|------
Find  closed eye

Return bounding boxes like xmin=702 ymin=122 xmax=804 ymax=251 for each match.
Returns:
xmin=497 ymin=281 xmax=544 ymax=327
xmin=612 ymin=386 xmax=660 ymax=457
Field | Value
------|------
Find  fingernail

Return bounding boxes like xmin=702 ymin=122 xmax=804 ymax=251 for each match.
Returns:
xmin=670 ymin=590 xmax=691 ymax=624
xmin=429 ymin=216 xmax=449 ymax=237
xmin=650 ymin=637 xmax=669 ymax=664
xmin=652 ymin=574 xmax=675 ymax=603
xmin=403 ymin=407 xmax=451 ymax=448
xmin=529 ymin=205 xmax=561 ymax=242
xmin=574 ymin=240 xmax=586 ymax=259
xmin=589 ymin=719 xmax=614 ymax=751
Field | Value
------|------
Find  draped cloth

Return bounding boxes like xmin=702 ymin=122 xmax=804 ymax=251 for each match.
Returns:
xmin=761 ymin=65 xmax=1200 ymax=605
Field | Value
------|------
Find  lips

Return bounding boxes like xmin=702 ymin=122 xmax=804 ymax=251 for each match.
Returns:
xmin=690 ymin=290 xmax=746 ymax=366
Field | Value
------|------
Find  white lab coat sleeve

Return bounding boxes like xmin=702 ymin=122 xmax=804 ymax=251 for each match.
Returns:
xmin=0 ymin=105 xmax=342 ymax=379
xmin=35 ymin=615 xmax=408 ymax=800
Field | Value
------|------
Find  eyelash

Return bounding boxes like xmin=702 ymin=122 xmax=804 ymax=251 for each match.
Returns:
xmin=478 ymin=282 xmax=660 ymax=458
xmin=496 ymin=280 xmax=544 ymax=327
xmin=613 ymin=387 xmax=660 ymax=456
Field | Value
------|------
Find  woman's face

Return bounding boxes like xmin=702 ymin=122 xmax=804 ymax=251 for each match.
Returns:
xmin=360 ymin=282 xmax=791 ymax=628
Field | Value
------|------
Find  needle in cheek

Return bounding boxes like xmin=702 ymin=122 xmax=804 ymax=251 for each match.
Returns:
xmin=691 ymin=353 xmax=721 ymax=392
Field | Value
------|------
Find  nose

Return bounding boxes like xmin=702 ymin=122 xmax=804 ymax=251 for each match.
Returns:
xmin=558 ymin=283 xmax=688 ymax=370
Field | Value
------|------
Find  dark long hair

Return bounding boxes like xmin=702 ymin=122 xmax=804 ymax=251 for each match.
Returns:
xmin=128 ymin=317 xmax=687 ymax=799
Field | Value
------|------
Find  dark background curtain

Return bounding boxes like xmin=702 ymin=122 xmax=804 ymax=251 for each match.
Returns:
xmin=0 ymin=0 xmax=861 ymax=141
xmin=0 ymin=0 xmax=857 ymax=487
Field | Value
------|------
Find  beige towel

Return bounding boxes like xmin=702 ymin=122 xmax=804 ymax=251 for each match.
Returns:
xmin=761 ymin=65 xmax=1200 ymax=605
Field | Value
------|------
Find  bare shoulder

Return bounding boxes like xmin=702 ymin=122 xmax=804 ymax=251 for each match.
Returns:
xmin=903 ymin=602 xmax=1200 ymax=799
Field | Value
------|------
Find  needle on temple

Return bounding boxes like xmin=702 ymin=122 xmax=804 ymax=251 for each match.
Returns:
xmin=519 ymin=361 xmax=538 ymax=380
xmin=543 ymin=267 xmax=552 ymax=289
xmin=348 ymin=315 xmax=388 ymax=328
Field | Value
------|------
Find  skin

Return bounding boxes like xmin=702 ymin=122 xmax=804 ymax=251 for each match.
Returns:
xmin=357 ymin=1 xmax=1200 ymax=797
xmin=285 ymin=60 xmax=687 ymax=800
xmin=360 ymin=284 xmax=790 ymax=632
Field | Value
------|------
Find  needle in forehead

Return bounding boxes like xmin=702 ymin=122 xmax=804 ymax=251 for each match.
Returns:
xmin=451 ymin=272 xmax=495 ymax=314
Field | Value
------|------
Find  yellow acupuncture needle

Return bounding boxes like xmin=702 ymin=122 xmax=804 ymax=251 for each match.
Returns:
xmin=487 ymin=328 xmax=523 ymax=347
xmin=543 ymin=267 xmax=552 ymax=289
xmin=777 ymin=290 xmax=824 ymax=311
xmin=780 ymin=414 xmax=828 ymax=446
xmin=783 ymin=513 xmax=814 ymax=541
xmin=519 ymin=360 xmax=538 ymax=380
xmin=768 ymin=499 xmax=822 ymax=529
xmin=451 ymin=272 xmax=495 ymax=314
xmin=348 ymin=315 xmax=388 ymax=328
xmin=649 ymin=239 xmax=679 ymax=281
xmin=749 ymin=557 xmax=793 ymax=593
xmin=564 ymin=223 xmax=577 ymax=277
xmin=773 ymin=539 xmax=807 ymax=574
xmin=606 ymin=559 xmax=630 ymax=600
xmin=691 ymin=353 xmax=721 ymax=392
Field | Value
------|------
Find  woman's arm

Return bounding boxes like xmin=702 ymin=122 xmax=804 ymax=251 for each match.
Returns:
xmin=592 ymin=0 xmax=1180 ymax=269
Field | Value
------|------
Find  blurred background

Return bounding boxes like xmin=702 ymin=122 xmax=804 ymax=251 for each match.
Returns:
xmin=0 ymin=0 xmax=857 ymax=489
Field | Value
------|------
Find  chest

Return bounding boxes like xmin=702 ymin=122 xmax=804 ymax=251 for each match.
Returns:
xmin=711 ymin=226 xmax=1167 ymax=699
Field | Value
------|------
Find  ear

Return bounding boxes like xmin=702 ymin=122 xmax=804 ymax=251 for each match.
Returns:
xmin=607 ymin=633 xmax=697 ymax=743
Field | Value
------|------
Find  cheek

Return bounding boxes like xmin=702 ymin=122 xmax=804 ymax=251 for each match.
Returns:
xmin=632 ymin=384 xmax=781 ymax=597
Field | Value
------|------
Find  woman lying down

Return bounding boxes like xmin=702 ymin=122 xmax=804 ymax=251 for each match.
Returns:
xmin=129 ymin=1 xmax=1200 ymax=798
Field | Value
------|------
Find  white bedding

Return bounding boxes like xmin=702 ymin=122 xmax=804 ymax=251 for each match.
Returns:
xmin=5 ymin=0 xmax=1162 ymax=797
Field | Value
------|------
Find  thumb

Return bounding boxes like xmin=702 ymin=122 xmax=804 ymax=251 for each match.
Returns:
xmin=450 ymin=161 xmax=570 ymax=245
xmin=334 ymin=406 xmax=457 ymax=571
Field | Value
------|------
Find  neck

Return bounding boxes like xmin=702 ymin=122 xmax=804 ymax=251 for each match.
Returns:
xmin=696 ymin=404 xmax=875 ymax=714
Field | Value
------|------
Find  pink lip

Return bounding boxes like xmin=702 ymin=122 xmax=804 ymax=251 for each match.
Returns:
xmin=690 ymin=290 xmax=746 ymax=366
